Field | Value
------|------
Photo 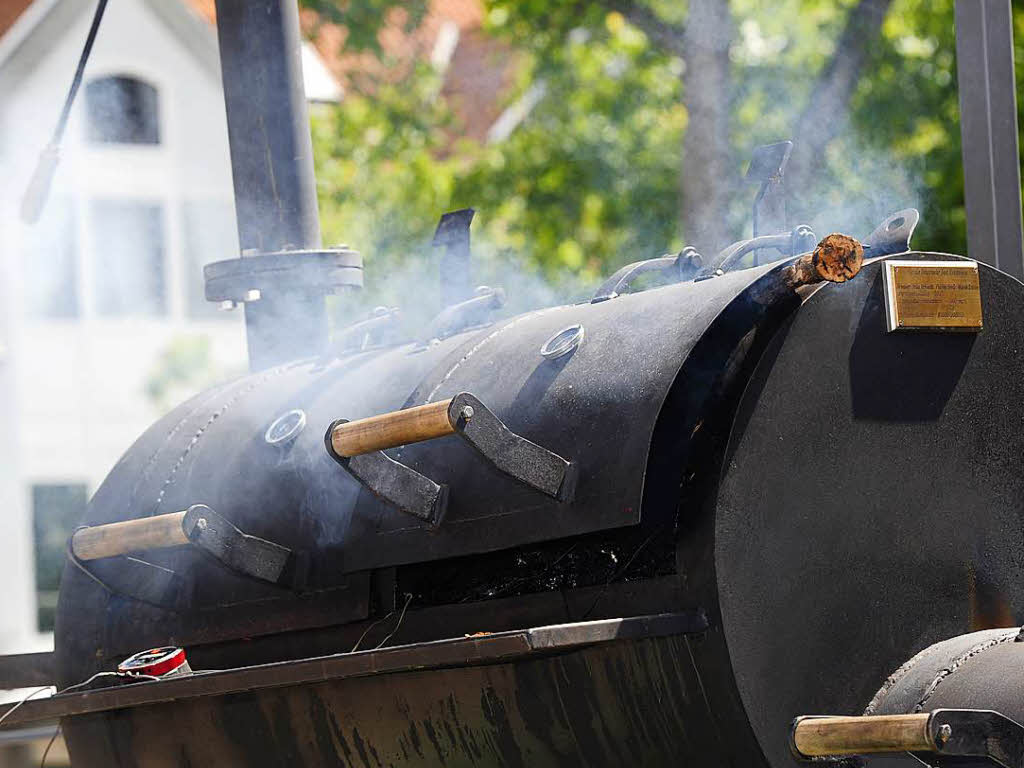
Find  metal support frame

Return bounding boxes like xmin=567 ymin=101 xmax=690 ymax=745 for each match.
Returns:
xmin=212 ymin=0 xmax=332 ymax=369
xmin=955 ymin=0 xmax=1024 ymax=280
xmin=0 ymin=612 xmax=707 ymax=730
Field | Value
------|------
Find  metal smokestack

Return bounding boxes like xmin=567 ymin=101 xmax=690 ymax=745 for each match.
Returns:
xmin=211 ymin=0 xmax=361 ymax=370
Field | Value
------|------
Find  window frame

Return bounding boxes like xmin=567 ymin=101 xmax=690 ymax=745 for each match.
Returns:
xmin=83 ymin=74 xmax=162 ymax=146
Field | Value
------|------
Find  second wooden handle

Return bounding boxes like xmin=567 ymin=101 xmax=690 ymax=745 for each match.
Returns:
xmin=792 ymin=714 xmax=932 ymax=757
xmin=330 ymin=398 xmax=455 ymax=458
xmin=71 ymin=511 xmax=190 ymax=561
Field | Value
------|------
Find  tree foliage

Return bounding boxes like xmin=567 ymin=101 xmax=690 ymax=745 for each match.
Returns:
xmin=307 ymin=0 xmax=1024 ymax=324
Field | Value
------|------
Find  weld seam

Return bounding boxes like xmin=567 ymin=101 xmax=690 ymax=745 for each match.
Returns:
xmin=911 ymin=630 xmax=1017 ymax=713
xmin=150 ymin=365 xmax=289 ymax=514
xmin=424 ymin=308 xmax=558 ymax=403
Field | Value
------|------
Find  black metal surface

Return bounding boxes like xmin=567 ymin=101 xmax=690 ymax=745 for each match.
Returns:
xmin=713 ymin=255 xmax=1024 ymax=768
xmin=865 ymin=629 xmax=1022 ymax=718
xmin=863 ymin=625 xmax=1024 ymax=768
xmin=326 ymin=425 xmax=449 ymax=526
xmin=203 ymin=248 xmax=363 ymax=302
xmin=956 ymin=0 xmax=1024 ymax=280
xmin=449 ymin=393 xmax=575 ymax=501
xmin=80 ymin=553 xmax=185 ymax=609
xmin=56 ymin=612 xmax=726 ymax=768
xmin=55 ymin=263 xmax=767 ymax=600
xmin=434 ymin=208 xmax=476 ymax=307
xmin=183 ymin=504 xmax=294 ymax=585
xmin=5 ymin=613 xmax=705 ymax=728
xmin=930 ymin=709 xmax=1024 ymax=768
xmin=212 ymin=0 xmax=332 ymax=369
xmin=212 ymin=0 xmax=320 ymax=254
xmin=590 ymin=247 xmax=703 ymax=303
xmin=0 ymin=652 xmax=54 ymax=689
xmin=340 ymin=265 xmax=770 ymax=572
xmin=54 ymin=333 xmax=470 ymax=682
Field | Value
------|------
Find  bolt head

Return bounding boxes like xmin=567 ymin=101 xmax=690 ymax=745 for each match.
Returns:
xmin=459 ymin=405 xmax=475 ymax=421
xmin=938 ymin=724 xmax=952 ymax=744
xmin=196 ymin=518 xmax=208 ymax=531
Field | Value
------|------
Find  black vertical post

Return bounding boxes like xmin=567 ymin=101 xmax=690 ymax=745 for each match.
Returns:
xmin=433 ymin=208 xmax=475 ymax=307
xmin=213 ymin=0 xmax=326 ymax=369
xmin=955 ymin=0 xmax=1024 ymax=280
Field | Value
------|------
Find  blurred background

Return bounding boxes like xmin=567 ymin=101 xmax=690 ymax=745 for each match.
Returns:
xmin=0 ymin=0 xmax=1020 ymax=763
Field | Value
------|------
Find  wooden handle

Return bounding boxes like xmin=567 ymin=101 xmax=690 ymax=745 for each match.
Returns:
xmin=71 ymin=511 xmax=189 ymax=561
xmin=785 ymin=233 xmax=864 ymax=287
xmin=330 ymin=398 xmax=456 ymax=458
xmin=792 ymin=714 xmax=933 ymax=757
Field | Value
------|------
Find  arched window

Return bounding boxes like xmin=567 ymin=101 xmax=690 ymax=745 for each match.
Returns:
xmin=85 ymin=75 xmax=160 ymax=145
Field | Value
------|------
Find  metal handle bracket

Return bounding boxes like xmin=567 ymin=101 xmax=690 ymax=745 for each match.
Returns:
xmin=326 ymin=393 xmax=576 ymax=526
xmin=71 ymin=505 xmax=298 ymax=589
xmin=791 ymin=709 xmax=1024 ymax=768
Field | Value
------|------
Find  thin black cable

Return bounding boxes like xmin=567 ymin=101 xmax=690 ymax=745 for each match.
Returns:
xmin=581 ymin=530 xmax=662 ymax=620
xmin=66 ymin=532 xmax=117 ymax=595
xmin=0 ymin=687 xmax=50 ymax=728
xmin=39 ymin=724 xmax=59 ymax=768
xmin=52 ymin=0 xmax=109 ymax=145
xmin=374 ymin=593 xmax=413 ymax=651
xmin=37 ymin=669 xmax=161 ymax=767
xmin=350 ymin=608 xmax=396 ymax=653
xmin=21 ymin=0 xmax=110 ymax=223
xmin=65 ymin=534 xmax=180 ymax=613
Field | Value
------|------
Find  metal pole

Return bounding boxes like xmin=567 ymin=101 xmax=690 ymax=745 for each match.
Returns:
xmin=213 ymin=0 xmax=326 ymax=369
xmin=955 ymin=0 xmax=1024 ymax=280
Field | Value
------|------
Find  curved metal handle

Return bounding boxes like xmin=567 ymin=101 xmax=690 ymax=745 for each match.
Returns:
xmin=330 ymin=306 xmax=401 ymax=355
xmin=421 ymin=286 xmax=505 ymax=342
xmin=591 ymin=247 xmax=702 ymax=303
xmin=864 ymin=208 xmax=920 ymax=257
xmin=698 ymin=226 xmax=817 ymax=278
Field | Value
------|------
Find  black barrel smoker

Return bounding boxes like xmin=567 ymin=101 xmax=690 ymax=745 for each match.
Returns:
xmin=5 ymin=1 xmax=1024 ymax=767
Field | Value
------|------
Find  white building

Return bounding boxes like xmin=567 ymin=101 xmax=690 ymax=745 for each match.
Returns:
xmin=0 ymin=0 xmax=341 ymax=659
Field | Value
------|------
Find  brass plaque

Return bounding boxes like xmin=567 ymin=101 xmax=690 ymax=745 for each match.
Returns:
xmin=882 ymin=260 xmax=983 ymax=332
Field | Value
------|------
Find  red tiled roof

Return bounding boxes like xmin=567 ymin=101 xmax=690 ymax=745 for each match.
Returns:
xmin=187 ymin=0 xmax=216 ymax=25
xmin=0 ymin=0 xmax=33 ymax=39
xmin=191 ymin=0 xmax=516 ymax=143
xmin=0 ymin=0 xmax=516 ymax=142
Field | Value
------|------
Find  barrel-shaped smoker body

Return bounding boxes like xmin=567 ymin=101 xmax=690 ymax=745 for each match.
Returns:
xmin=53 ymin=254 xmax=1024 ymax=767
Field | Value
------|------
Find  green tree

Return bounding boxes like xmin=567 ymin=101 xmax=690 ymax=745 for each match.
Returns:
xmin=307 ymin=0 xmax=1024 ymax=326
